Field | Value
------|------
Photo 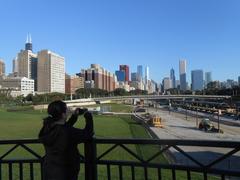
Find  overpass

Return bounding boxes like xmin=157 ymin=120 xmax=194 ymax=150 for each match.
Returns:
xmin=64 ymin=95 xmax=231 ymax=103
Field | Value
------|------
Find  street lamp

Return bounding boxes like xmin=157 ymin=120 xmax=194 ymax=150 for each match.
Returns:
xmin=185 ymin=104 xmax=188 ymax=120
xmin=218 ymin=109 xmax=221 ymax=133
xmin=196 ymin=102 xmax=199 ymax=128
xmin=169 ymin=99 xmax=171 ymax=115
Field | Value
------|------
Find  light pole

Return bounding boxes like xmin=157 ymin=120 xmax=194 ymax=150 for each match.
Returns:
xmin=218 ymin=109 xmax=221 ymax=133
xmin=169 ymin=99 xmax=171 ymax=115
xmin=185 ymin=103 xmax=188 ymax=120
xmin=196 ymin=103 xmax=199 ymax=128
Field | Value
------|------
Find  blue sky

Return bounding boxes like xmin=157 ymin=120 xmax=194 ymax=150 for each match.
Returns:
xmin=0 ymin=0 xmax=240 ymax=82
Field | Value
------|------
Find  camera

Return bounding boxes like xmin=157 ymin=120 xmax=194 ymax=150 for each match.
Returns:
xmin=75 ymin=108 xmax=88 ymax=115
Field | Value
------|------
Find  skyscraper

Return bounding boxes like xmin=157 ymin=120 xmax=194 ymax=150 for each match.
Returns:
xmin=179 ymin=60 xmax=187 ymax=91
xmin=17 ymin=35 xmax=38 ymax=91
xmin=119 ymin=65 xmax=129 ymax=82
xmin=115 ymin=70 xmax=125 ymax=82
xmin=131 ymin=72 xmax=137 ymax=81
xmin=37 ymin=50 xmax=65 ymax=93
xmin=145 ymin=66 xmax=149 ymax=82
xmin=162 ymin=77 xmax=172 ymax=91
xmin=12 ymin=57 xmax=18 ymax=74
xmin=238 ymin=76 xmax=240 ymax=86
xmin=191 ymin=70 xmax=204 ymax=91
xmin=137 ymin=65 xmax=143 ymax=81
xmin=170 ymin=68 xmax=176 ymax=88
xmin=205 ymin=72 xmax=212 ymax=87
xmin=145 ymin=66 xmax=150 ymax=91
xmin=25 ymin=34 xmax=32 ymax=51
xmin=0 ymin=59 xmax=5 ymax=76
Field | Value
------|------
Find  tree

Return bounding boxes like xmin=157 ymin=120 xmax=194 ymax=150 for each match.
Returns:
xmin=167 ymin=88 xmax=179 ymax=95
xmin=25 ymin=94 xmax=33 ymax=102
xmin=129 ymin=89 xmax=148 ymax=95
xmin=112 ymin=88 xmax=128 ymax=96
xmin=32 ymin=92 xmax=66 ymax=105
xmin=75 ymin=88 xmax=109 ymax=98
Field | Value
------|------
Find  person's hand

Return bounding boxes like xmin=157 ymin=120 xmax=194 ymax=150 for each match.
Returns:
xmin=84 ymin=111 xmax=93 ymax=120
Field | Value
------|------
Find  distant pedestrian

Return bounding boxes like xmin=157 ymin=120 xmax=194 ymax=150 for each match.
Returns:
xmin=39 ymin=100 xmax=94 ymax=180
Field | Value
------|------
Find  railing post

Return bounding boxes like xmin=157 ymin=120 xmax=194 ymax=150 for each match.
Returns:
xmin=85 ymin=137 xmax=97 ymax=180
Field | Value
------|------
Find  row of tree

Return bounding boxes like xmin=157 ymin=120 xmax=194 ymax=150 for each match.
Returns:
xmin=75 ymin=88 xmax=148 ymax=98
xmin=2 ymin=86 xmax=239 ymax=106
xmin=166 ymin=86 xmax=240 ymax=96
xmin=0 ymin=88 xmax=148 ymax=105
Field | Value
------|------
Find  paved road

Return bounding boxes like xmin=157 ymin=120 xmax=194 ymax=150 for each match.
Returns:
xmin=143 ymin=107 xmax=240 ymax=173
xmin=175 ymin=107 xmax=240 ymax=127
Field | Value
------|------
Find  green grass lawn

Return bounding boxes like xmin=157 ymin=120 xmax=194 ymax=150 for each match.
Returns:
xmin=0 ymin=104 xmax=220 ymax=180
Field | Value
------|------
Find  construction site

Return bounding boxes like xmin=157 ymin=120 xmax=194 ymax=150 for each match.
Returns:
xmin=134 ymin=105 xmax=240 ymax=174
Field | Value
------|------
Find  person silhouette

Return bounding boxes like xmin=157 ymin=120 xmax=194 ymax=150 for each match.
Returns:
xmin=39 ymin=100 xmax=93 ymax=180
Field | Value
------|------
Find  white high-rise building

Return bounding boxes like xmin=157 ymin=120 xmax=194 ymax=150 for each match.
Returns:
xmin=0 ymin=59 xmax=5 ymax=76
xmin=179 ymin=60 xmax=186 ymax=74
xmin=179 ymin=60 xmax=187 ymax=91
xmin=145 ymin=66 xmax=149 ymax=82
xmin=12 ymin=57 xmax=18 ymax=73
xmin=145 ymin=66 xmax=150 ymax=90
xmin=163 ymin=77 xmax=172 ymax=91
xmin=37 ymin=50 xmax=65 ymax=93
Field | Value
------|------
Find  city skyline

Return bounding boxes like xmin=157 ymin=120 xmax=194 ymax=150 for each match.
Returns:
xmin=1 ymin=41 xmax=239 ymax=86
xmin=0 ymin=0 xmax=240 ymax=82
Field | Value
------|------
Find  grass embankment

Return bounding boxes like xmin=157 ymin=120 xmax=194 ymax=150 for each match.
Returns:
xmin=0 ymin=104 xmax=220 ymax=180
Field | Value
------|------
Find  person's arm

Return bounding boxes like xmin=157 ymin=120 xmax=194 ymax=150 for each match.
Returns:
xmin=83 ymin=112 xmax=94 ymax=136
xmin=71 ymin=112 xmax=94 ymax=143
xmin=66 ymin=114 xmax=78 ymax=126
xmin=66 ymin=108 xmax=88 ymax=126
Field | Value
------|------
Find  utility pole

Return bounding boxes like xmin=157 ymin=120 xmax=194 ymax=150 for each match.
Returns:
xmin=185 ymin=104 xmax=188 ymax=120
xmin=196 ymin=102 xmax=199 ymax=128
xmin=169 ymin=99 xmax=171 ymax=115
xmin=218 ymin=109 xmax=221 ymax=133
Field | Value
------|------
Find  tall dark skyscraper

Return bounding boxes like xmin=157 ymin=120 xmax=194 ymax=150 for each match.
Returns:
xmin=179 ymin=60 xmax=187 ymax=91
xmin=25 ymin=34 xmax=33 ymax=51
xmin=119 ymin=65 xmax=129 ymax=82
xmin=170 ymin=68 xmax=176 ymax=88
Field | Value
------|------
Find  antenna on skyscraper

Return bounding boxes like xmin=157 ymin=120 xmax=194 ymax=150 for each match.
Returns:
xmin=26 ymin=34 xmax=29 ymax=43
xmin=29 ymin=33 xmax=32 ymax=43
xmin=25 ymin=33 xmax=33 ymax=51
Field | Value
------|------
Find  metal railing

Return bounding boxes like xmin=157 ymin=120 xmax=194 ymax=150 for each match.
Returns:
xmin=0 ymin=138 xmax=239 ymax=180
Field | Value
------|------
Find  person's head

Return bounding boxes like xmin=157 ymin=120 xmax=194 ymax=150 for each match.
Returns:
xmin=44 ymin=100 xmax=68 ymax=124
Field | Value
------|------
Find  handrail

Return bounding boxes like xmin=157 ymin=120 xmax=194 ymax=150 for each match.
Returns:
xmin=0 ymin=138 xmax=239 ymax=147
xmin=0 ymin=138 xmax=239 ymax=180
